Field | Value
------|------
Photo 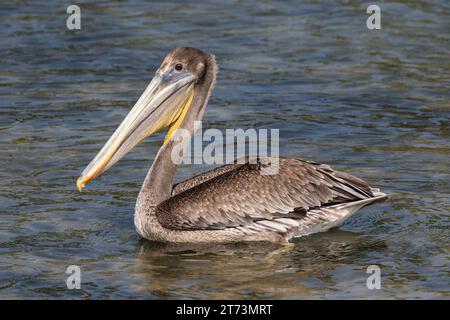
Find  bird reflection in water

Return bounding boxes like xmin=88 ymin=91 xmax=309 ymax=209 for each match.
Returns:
xmin=131 ymin=230 xmax=387 ymax=299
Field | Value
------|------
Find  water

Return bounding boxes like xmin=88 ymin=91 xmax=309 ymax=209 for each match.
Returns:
xmin=0 ymin=0 xmax=449 ymax=299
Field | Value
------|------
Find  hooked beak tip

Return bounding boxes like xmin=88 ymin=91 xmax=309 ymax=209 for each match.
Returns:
xmin=76 ymin=177 xmax=86 ymax=192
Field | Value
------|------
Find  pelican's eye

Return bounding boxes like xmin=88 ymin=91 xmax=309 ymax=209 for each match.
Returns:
xmin=174 ymin=63 xmax=183 ymax=72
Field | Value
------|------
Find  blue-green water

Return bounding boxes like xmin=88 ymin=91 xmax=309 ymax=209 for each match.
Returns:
xmin=0 ymin=0 xmax=449 ymax=299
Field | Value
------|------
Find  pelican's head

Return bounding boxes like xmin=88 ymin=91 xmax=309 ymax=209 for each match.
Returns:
xmin=77 ymin=47 xmax=216 ymax=191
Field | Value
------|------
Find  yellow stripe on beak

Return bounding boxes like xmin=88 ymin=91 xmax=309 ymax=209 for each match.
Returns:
xmin=164 ymin=88 xmax=194 ymax=145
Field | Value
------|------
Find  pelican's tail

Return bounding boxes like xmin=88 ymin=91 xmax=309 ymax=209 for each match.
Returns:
xmin=292 ymin=188 xmax=388 ymax=239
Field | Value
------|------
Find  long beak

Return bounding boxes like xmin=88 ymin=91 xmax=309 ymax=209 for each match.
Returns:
xmin=77 ymin=71 xmax=196 ymax=191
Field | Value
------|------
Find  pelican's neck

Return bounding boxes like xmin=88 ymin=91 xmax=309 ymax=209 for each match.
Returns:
xmin=137 ymin=140 xmax=178 ymax=209
xmin=134 ymin=139 xmax=178 ymax=239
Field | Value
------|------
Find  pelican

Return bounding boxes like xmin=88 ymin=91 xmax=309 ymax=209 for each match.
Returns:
xmin=77 ymin=47 xmax=387 ymax=243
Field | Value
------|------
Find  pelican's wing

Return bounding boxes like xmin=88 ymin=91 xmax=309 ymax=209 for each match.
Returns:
xmin=171 ymin=163 xmax=242 ymax=196
xmin=157 ymin=157 xmax=384 ymax=232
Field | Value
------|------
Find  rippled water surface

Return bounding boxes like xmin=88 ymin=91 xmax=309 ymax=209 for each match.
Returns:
xmin=1 ymin=0 xmax=449 ymax=299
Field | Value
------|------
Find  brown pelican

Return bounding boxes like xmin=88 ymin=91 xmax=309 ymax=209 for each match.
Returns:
xmin=77 ymin=47 xmax=387 ymax=243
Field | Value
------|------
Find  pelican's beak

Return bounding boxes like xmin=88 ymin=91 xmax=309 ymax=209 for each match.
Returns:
xmin=77 ymin=69 xmax=196 ymax=191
